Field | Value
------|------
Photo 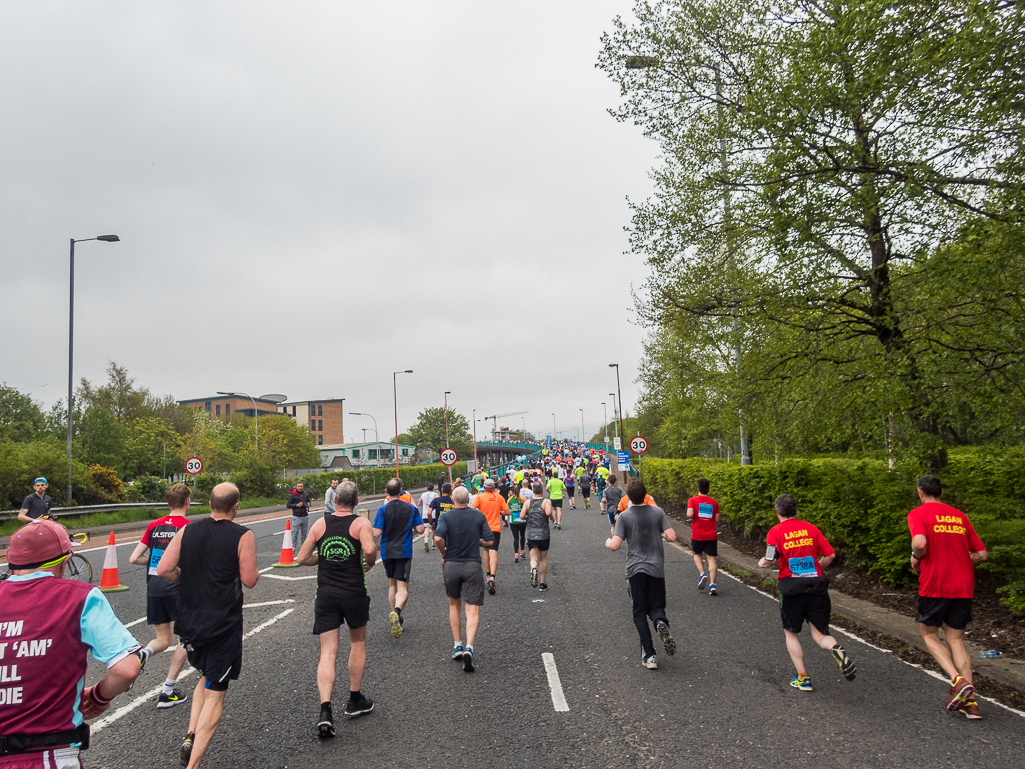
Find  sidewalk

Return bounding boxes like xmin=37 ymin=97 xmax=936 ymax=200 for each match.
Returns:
xmin=673 ymin=536 xmax=1025 ymax=696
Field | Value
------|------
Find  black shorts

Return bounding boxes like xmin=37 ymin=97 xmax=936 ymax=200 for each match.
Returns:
xmin=581 ymin=486 xmax=591 ymax=498
xmin=566 ymin=488 xmax=575 ymax=498
xmin=779 ymin=589 xmax=831 ymax=635
xmin=691 ymin=539 xmax=718 ymax=556
xmin=528 ymin=538 xmax=550 ymax=552
xmin=384 ymin=558 xmax=412 ymax=582
xmin=147 ymin=592 xmax=179 ymax=626
xmin=482 ymin=530 xmax=501 ymax=551
xmin=917 ymin=596 xmax=972 ymax=630
xmin=183 ymin=628 xmax=242 ymax=692
xmin=313 ymin=590 xmax=370 ymax=634
xmin=551 ymin=498 xmax=563 ymax=509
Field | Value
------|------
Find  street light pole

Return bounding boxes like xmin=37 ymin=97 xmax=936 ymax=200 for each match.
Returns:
xmin=67 ymin=234 xmax=119 ymax=502
xmin=217 ymin=391 xmax=259 ymax=452
xmin=609 ymin=364 xmax=625 ymax=445
xmin=551 ymin=413 xmax=556 ymax=440
xmin=444 ymin=391 xmax=452 ymax=483
xmin=349 ymin=412 xmax=378 ymax=442
xmin=579 ymin=408 xmax=585 ymax=446
xmin=602 ymin=402 xmax=608 ymax=455
xmin=393 ymin=370 xmax=413 ymax=477
xmin=609 ymin=393 xmax=619 ymax=442
xmin=472 ymin=408 xmax=478 ymax=470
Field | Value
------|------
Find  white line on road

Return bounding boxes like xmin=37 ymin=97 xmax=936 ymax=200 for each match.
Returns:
xmin=124 ymin=617 xmax=147 ymax=629
xmin=121 ymin=600 xmax=295 ymax=635
xmin=541 ymin=652 xmax=569 ymax=712
xmin=92 ymin=607 xmax=295 ymax=735
xmin=261 ymin=572 xmax=317 ymax=581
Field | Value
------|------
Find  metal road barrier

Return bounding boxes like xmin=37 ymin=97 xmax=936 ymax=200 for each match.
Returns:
xmin=0 ymin=501 xmax=203 ymax=522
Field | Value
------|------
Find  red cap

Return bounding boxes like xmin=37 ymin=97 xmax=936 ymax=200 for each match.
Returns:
xmin=6 ymin=520 xmax=73 ymax=568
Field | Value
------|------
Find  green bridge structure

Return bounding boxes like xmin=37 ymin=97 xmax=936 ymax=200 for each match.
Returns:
xmin=473 ymin=440 xmax=612 ymax=464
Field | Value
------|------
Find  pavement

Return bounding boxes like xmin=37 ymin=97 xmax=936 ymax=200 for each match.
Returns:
xmin=69 ymin=492 xmax=1025 ymax=769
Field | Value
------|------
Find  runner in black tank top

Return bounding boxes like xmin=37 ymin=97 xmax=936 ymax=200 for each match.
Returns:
xmin=296 ymin=481 xmax=378 ymax=739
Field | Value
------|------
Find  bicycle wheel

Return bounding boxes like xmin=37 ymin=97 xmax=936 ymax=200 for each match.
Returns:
xmin=66 ymin=554 xmax=93 ymax=584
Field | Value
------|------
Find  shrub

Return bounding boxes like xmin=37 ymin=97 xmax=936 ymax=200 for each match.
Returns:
xmin=77 ymin=464 xmax=125 ymax=505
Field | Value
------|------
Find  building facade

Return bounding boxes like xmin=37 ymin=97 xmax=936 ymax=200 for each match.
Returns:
xmin=319 ymin=441 xmax=416 ymax=469
xmin=180 ymin=395 xmax=281 ymax=420
xmin=277 ymin=399 xmax=344 ymax=446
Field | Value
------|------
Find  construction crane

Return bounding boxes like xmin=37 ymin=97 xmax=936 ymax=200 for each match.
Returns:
xmin=482 ymin=410 xmax=528 ymax=439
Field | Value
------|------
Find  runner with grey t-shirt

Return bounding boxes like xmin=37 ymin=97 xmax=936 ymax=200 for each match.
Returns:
xmin=606 ymin=478 xmax=678 ymax=670
xmin=601 ymin=474 xmax=625 ymax=535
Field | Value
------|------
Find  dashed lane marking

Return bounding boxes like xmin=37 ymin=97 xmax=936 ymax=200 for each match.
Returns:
xmin=120 ymin=600 xmax=295 ymax=633
xmin=542 ymin=652 xmax=569 ymax=712
xmin=93 ymin=607 xmax=295 ymax=734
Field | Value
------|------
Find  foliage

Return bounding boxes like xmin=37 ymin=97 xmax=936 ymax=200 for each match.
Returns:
xmin=0 ymin=437 xmax=89 ymax=508
xmin=407 ymin=407 xmax=474 ymax=458
xmin=79 ymin=464 xmax=125 ymax=505
xmin=639 ymin=448 xmax=1025 ymax=612
xmin=599 ymin=0 xmax=1025 ymax=467
xmin=0 ymin=384 xmax=45 ymax=443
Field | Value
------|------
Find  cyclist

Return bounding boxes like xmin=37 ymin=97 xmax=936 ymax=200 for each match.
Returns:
xmin=0 ymin=520 xmax=143 ymax=766
xmin=17 ymin=477 xmax=52 ymax=522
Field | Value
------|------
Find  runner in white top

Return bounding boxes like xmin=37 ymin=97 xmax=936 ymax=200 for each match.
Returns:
xmin=418 ymin=483 xmax=439 ymax=552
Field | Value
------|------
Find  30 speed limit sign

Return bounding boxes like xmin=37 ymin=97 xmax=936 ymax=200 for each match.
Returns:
xmin=185 ymin=456 xmax=204 ymax=475
xmin=440 ymin=448 xmax=458 ymax=466
xmin=629 ymin=435 xmax=649 ymax=455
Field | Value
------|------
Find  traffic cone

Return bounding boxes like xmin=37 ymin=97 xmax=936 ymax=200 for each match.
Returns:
xmin=98 ymin=532 xmax=129 ymax=592
xmin=272 ymin=519 xmax=298 ymax=568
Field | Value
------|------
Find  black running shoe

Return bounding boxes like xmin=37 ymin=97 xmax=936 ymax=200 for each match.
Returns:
xmin=656 ymin=621 xmax=676 ymax=656
xmin=344 ymin=693 xmax=374 ymax=717
xmin=486 ymin=576 xmax=496 ymax=595
xmin=157 ymin=688 xmax=188 ymax=709
xmin=462 ymin=647 xmax=476 ymax=673
xmin=539 ymin=582 xmax=548 ymax=592
xmin=831 ymin=645 xmax=857 ymax=681
xmin=179 ymin=732 xmax=195 ymax=767
xmin=318 ymin=705 xmax=335 ymax=739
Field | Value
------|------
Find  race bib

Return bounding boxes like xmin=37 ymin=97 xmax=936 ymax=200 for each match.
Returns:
xmin=698 ymin=503 xmax=714 ymax=520
xmin=148 ymin=548 xmax=163 ymax=576
xmin=788 ymin=556 xmax=817 ymax=578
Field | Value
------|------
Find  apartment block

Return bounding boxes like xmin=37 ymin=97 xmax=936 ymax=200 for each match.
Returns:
xmin=278 ymin=399 xmax=345 ymax=446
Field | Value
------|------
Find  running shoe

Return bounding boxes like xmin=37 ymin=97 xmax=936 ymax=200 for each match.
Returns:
xmin=397 ymin=608 xmax=404 ymax=626
xmin=452 ymin=643 xmax=464 ymax=661
xmin=530 ymin=567 xmax=539 ymax=588
xmin=179 ymin=732 xmax=195 ymax=767
xmin=697 ymin=573 xmax=709 ymax=590
xmin=790 ymin=675 xmax=813 ymax=692
xmin=708 ymin=583 xmax=717 ymax=596
xmin=642 ymin=654 xmax=658 ymax=670
xmin=424 ymin=538 xmax=430 ymax=553
xmin=947 ymin=675 xmax=975 ymax=711
xmin=962 ymin=697 xmax=982 ymax=720
xmin=486 ymin=576 xmax=496 ymax=595
xmin=318 ymin=704 xmax=335 ymax=739
xmin=831 ymin=645 xmax=857 ymax=681
xmin=389 ymin=610 xmax=403 ymax=639
xmin=343 ymin=693 xmax=374 ymax=717
xmin=655 ymin=621 xmax=676 ymax=656
xmin=157 ymin=689 xmax=188 ymax=709
xmin=539 ymin=582 xmax=548 ymax=592
xmin=462 ymin=647 xmax=475 ymax=673
xmin=514 ymin=553 xmax=519 ymax=563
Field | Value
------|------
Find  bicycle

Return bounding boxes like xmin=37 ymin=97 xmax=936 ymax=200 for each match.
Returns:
xmin=0 ymin=523 xmax=92 ymax=584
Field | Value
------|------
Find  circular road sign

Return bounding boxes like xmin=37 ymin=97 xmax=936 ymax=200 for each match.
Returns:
xmin=629 ymin=435 xmax=649 ymax=455
xmin=186 ymin=456 xmax=204 ymax=475
xmin=440 ymin=448 xmax=458 ymax=466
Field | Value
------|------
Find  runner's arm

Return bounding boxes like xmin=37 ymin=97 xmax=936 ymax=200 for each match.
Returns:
xmin=662 ymin=527 xmax=678 ymax=543
xmin=911 ymin=534 xmax=928 ymax=559
xmin=156 ymin=528 xmax=184 ymax=583
xmin=819 ymin=553 xmax=835 ymax=569
xmin=128 ymin=540 xmax=149 ymax=566
xmin=605 ymin=535 xmax=623 ymax=551
xmin=238 ymin=530 xmax=259 ymax=588
xmin=17 ymin=507 xmax=32 ymax=523
xmin=81 ymin=653 xmax=142 ymax=718
xmin=970 ymin=549 xmax=987 ymax=565
xmin=297 ymin=518 xmax=326 ymax=565
xmin=358 ymin=519 xmax=378 ymax=571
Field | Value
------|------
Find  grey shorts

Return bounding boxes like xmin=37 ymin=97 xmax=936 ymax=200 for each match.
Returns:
xmin=443 ymin=560 xmax=486 ymax=606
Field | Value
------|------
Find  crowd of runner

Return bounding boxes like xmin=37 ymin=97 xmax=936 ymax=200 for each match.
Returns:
xmin=0 ymin=439 xmax=991 ymax=767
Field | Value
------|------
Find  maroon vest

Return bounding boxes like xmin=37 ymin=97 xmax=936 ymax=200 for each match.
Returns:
xmin=0 ymin=576 xmax=92 ymax=737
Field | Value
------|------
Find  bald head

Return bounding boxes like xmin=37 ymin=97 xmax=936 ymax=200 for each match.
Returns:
xmin=210 ymin=482 xmax=241 ymax=515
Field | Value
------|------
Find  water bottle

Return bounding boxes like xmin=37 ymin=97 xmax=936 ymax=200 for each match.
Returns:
xmin=979 ymin=650 xmax=1003 ymax=659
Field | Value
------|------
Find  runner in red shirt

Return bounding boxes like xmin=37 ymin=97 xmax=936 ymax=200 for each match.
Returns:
xmin=686 ymin=478 xmax=720 ymax=596
xmin=758 ymin=494 xmax=856 ymax=692
xmin=128 ymin=482 xmax=192 ymax=709
xmin=908 ymin=474 xmax=987 ymax=719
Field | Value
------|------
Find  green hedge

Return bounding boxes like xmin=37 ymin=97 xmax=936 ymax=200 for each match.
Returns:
xmin=639 ymin=449 xmax=1025 ymax=613
xmin=285 ymin=462 xmax=470 ymax=500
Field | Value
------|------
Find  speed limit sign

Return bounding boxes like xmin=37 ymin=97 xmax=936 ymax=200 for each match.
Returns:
xmin=185 ymin=456 xmax=204 ymax=475
xmin=629 ymin=435 xmax=649 ymax=455
xmin=440 ymin=448 xmax=458 ymax=467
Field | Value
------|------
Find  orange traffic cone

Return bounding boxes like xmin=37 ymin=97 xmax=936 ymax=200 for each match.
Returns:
xmin=272 ymin=519 xmax=298 ymax=568
xmin=98 ymin=532 xmax=129 ymax=592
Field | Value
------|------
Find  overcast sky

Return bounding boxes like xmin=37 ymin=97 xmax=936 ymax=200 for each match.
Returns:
xmin=1 ymin=1 xmax=657 ymax=443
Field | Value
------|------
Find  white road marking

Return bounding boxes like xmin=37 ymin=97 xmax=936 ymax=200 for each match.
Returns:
xmin=683 ymin=548 xmax=1025 ymax=720
xmin=261 ymin=573 xmax=317 ymax=581
xmin=124 ymin=617 xmax=146 ymax=629
xmin=120 ymin=600 xmax=295 ymax=632
xmin=92 ymin=608 xmax=294 ymax=734
xmin=71 ymin=516 xmax=290 ymax=553
xmin=542 ymin=652 xmax=569 ymax=712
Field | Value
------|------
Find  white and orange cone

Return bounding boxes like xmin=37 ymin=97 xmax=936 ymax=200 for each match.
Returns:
xmin=98 ymin=531 xmax=129 ymax=592
xmin=272 ymin=519 xmax=298 ymax=568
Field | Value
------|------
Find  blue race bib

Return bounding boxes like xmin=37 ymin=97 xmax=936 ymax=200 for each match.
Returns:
xmin=698 ymin=503 xmax=714 ymax=520
xmin=788 ymin=556 xmax=817 ymax=577
xmin=148 ymin=549 xmax=162 ymax=576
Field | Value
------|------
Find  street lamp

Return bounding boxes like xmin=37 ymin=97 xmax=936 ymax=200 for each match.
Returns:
xmin=580 ymin=408 xmax=585 ymax=446
xmin=217 ymin=392 xmax=260 ymax=452
xmin=472 ymin=408 xmax=478 ymax=470
xmin=393 ymin=370 xmax=413 ymax=477
xmin=444 ymin=391 xmax=452 ymax=483
xmin=349 ymin=412 xmax=378 ymax=442
xmin=609 ymin=364 xmax=625 ymax=445
xmin=602 ymin=402 xmax=608 ymax=456
xmin=551 ymin=413 xmax=556 ymax=441
xmin=67 ymin=234 xmax=119 ymax=502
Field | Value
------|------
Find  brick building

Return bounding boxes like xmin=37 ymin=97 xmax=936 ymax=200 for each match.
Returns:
xmin=179 ymin=395 xmax=345 ymax=446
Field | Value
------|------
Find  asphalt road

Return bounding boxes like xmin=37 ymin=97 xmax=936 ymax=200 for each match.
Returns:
xmin=75 ymin=498 xmax=1025 ymax=769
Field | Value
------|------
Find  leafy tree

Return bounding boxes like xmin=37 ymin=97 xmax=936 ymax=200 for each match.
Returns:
xmin=79 ymin=406 xmax=127 ymax=470
xmin=599 ymin=0 xmax=1025 ymax=467
xmin=0 ymin=384 xmax=45 ymax=443
xmin=408 ymin=407 xmax=474 ymax=458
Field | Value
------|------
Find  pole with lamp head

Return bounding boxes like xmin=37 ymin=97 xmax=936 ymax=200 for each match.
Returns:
xmin=393 ymin=370 xmax=413 ymax=478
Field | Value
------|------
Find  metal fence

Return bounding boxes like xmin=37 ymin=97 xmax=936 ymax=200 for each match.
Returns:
xmin=0 ymin=501 xmax=203 ymax=522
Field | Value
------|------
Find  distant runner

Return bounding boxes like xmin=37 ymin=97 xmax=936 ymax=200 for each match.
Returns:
xmin=418 ymin=483 xmax=438 ymax=552
xmin=525 ymin=483 xmax=554 ymax=591
xmin=686 ymin=478 xmax=720 ymax=596
xmin=373 ymin=479 xmax=425 ymax=638
xmin=472 ymin=479 xmax=510 ymax=594
xmin=601 ymin=473 xmax=625 ymax=535
xmin=547 ymin=473 xmax=566 ymax=530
